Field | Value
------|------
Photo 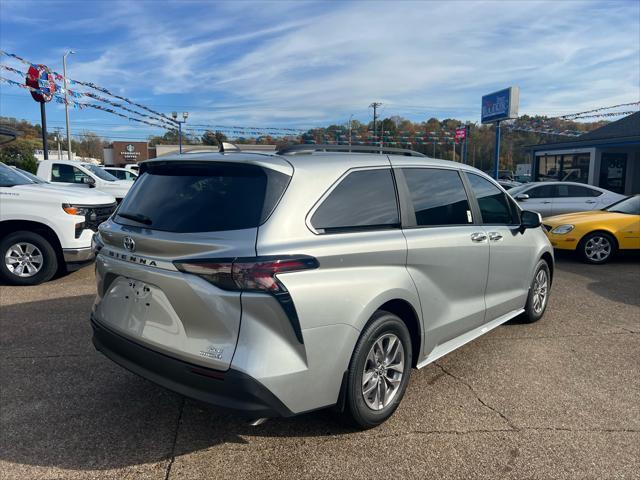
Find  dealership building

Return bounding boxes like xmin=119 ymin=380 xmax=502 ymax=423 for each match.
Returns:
xmin=527 ymin=112 xmax=640 ymax=194
xmin=103 ymin=142 xmax=276 ymax=166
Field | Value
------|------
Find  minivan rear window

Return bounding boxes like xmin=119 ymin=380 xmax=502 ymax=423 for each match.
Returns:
xmin=115 ymin=162 xmax=289 ymax=233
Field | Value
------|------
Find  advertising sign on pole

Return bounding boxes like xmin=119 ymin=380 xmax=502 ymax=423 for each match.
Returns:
xmin=481 ymin=86 xmax=519 ymax=178
xmin=455 ymin=127 xmax=467 ymax=140
xmin=26 ymin=65 xmax=56 ymax=160
xmin=481 ymin=87 xmax=519 ymax=124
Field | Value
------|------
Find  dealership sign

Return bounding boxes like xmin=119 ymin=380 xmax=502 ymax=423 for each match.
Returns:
xmin=481 ymin=86 xmax=519 ymax=124
xmin=26 ymin=65 xmax=56 ymax=103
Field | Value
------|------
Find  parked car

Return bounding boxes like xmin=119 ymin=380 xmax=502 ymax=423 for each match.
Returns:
xmin=102 ymin=166 xmax=138 ymax=181
xmin=544 ymin=195 xmax=640 ymax=264
xmin=498 ymin=179 xmax=521 ymax=190
xmin=124 ymin=164 xmax=139 ymax=174
xmin=37 ymin=160 xmax=132 ymax=202
xmin=0 ymin=162 xmax=117 ymax=285
xmin=91 ymin=146 xmax=553 ymax=428
xmin=508 ymin=182 xmax=625 ymax=218
xmin=514 ymin=174 xmax=531 ymax=183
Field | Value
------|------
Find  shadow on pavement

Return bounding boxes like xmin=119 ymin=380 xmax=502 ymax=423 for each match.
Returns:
xmin=0 ymin=295 xmax=354 ymax=472
xmin=553 ymin=250 xmax=640 ymax=306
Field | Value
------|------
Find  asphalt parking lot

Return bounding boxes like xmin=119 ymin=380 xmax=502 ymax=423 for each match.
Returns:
xmin=1 ymin=254 xmax=638 ymax=480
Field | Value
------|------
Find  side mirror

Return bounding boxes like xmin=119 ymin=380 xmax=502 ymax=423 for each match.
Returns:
xmin=82 ymin=176 xmax=96 ymax=188
xmin=515 ymin=193 xmax=529 ymax=201
xmin=521 ymin=210 xmax=542 ymax=230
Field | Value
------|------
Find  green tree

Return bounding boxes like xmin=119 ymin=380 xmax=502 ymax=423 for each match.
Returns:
xmin=0 ymin=139 xmax=38 ymax=173
xmin=201 ymin=130 xmax=218 ymax=145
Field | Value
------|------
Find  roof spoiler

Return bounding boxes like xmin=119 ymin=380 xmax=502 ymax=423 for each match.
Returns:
xmin=276 ymin=144 xmax=426 ymax=157
xmin=219 ymin=142 xmax=241 ymax=153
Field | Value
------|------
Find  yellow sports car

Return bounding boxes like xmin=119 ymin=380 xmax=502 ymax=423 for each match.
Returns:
xmin=544 ymin=195 xmax=640 ymax=264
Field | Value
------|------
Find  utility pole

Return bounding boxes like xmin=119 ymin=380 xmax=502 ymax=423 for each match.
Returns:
xmin=63 ymin=50 xmax=75 ymax=160
xmin=348 ymin=114 xmax=353 ymax=149
xmin=369 ymin=102 xmax=382 ymax=147
xmin=55 ymin=128 xmax=62 ymax=159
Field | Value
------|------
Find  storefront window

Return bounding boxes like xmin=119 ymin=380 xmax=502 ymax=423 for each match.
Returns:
xmin=537 ymin=155 xmax=560 ymax=181
xmin=560 ymin=153 xmax=590 ymax=183
xmin=535 ymin=152 xmax=590 ymax=183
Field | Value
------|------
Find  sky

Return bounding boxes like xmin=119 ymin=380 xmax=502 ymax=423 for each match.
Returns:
xmin=0 ymin=0 xmax=638 ymax=141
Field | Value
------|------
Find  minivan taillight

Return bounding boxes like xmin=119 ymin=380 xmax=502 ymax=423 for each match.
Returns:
xmin=174 ymin=256 xmax=318 ymax=293
xmin=174 ymin=256 xmax=319 ymax=344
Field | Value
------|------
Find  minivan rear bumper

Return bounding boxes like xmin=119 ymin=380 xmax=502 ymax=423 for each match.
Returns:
xmin=91 ymin=315 xmax=294 ymax=418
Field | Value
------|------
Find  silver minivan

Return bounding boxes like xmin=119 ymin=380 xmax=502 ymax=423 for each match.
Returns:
xmin=91 ymin=146 xmax=553 ymax=428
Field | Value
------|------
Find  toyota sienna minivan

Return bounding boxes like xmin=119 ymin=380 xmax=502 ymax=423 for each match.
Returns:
xmin=91 ymin=145 xmax=553 ymax=428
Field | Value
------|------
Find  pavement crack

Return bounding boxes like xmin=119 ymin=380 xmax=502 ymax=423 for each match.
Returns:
xmin=488 ymin=331 xmax=639 ymax=340
xmin=164 ymin=397 xmax=185 ymax=480
xmin=1 ymin=353 xmax=95 ymax=360
xmin=434 ymin=362 xmax=517 ymax=430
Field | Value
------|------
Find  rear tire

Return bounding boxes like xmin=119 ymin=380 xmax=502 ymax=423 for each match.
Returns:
xmin=0 ymin=231 xmax=58 ymax=286
xmin=521 ymin=259 xmax=550 ymax=323
xmin=579 ymin=231 xmax=616 ymax=264
xmin=344 ymin=311 xmax=412 ymax=429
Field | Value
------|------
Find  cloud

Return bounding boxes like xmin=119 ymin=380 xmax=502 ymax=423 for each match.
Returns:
xmin=1 ymin=0 xmax=638 ymax=129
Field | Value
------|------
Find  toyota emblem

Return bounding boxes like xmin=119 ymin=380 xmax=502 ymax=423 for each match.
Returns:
xmin=123 ymin=236 xmax=136 ymax=252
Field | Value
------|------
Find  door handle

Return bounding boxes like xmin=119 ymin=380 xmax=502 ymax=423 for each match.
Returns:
xmin=542 ymin=201 xmax=552 ymax=204
xmin=471 ymin=232 xmax=488 ymax=243
xmin=488 ymin=232 xmax=503 ymax=242
xmin=585 ymin=200 xmax=597 ymax=204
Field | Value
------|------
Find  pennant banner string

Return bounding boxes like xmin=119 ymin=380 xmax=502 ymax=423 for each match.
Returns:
xmin=0 ymin=50 xmax=178 ymax=124
xmin=0 ymin=76 xmax=177 ymax=131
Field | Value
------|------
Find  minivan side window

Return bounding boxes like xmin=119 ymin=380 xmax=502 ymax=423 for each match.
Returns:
xmin=467 ymin=173 xmax=519 ymax=225
xmin=311 ymin=169 xmax=399 ymax=233
xmin=402 ymin=168 xmax=472 ymax=226
xmin=51 ymin=163 xmax=89 ymax=184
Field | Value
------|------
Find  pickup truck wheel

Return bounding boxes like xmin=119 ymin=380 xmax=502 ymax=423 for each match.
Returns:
xmin=0 ymin=231 xmax=58 ymax=285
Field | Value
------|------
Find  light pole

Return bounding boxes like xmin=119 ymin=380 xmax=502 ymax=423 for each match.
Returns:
xmin=348 ymin=114 xmax=353 ymax=148
xmin=172 ymin=111 xmax=188 ymax=153
xmin=63 ymin=50 xmax=75 ymax=160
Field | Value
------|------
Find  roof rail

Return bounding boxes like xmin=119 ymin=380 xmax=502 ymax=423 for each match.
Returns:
xmin=276 ymin=144 xmax=426 ymax=157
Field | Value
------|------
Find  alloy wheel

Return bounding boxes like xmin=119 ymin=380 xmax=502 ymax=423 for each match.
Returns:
xmin=532 ymin=268 xmax=548 ymax=315
xmin=4 ymin=242 xmax=44 ymax=278
xmin=362 ymin=333 xmax=405 ymax=411
xmin=584 ymin=236 xmax=612 ymax=262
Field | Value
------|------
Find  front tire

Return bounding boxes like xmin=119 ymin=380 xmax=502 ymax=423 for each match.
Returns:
xmin=522 ymin=259 xmax=551 ymax=323
xmin=344 ymin=311 xmax=412 ymax=429
xmin=0 ymin=231 xmax=58 ymax=286
xmin=579 ymin=231 xmax=616 ymax=264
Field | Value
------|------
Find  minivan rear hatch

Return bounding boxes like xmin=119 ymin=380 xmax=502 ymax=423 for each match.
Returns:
xmin=93 ymin=158 xmax=291 ymax=370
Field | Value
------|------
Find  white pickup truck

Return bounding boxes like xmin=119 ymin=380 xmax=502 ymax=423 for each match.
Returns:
xmin=37 ymin=159 xmax=132 ymax=202
xmin=0 ymin=163 xmax=117 ymax=285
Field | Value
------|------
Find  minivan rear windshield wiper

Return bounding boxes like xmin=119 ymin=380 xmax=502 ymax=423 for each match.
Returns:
xmin=118 ymin=212 xmax=153 ymax=225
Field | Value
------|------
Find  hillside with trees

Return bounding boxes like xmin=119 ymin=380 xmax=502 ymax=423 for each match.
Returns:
xmin=1 ymin=114 xmax=607 ymax=175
